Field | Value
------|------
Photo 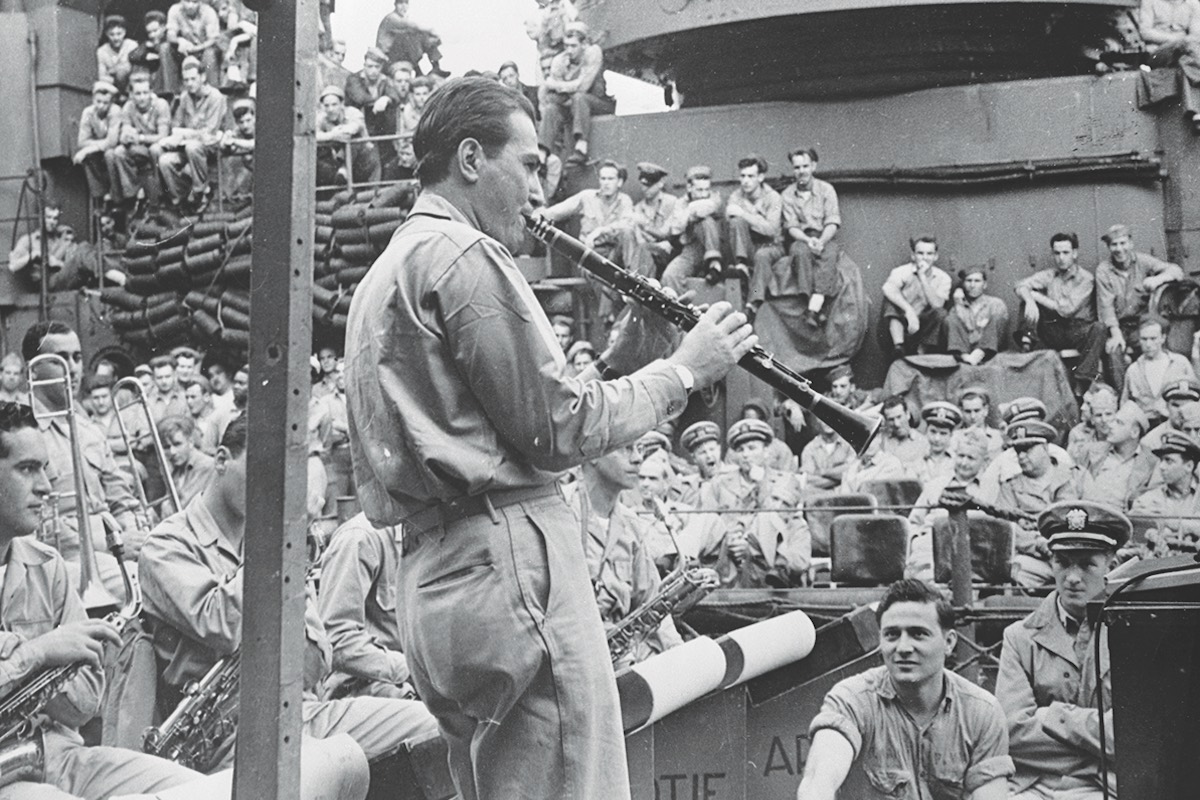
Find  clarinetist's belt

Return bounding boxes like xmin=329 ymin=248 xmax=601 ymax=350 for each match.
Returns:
xmin=402 ymin=484 xmax=563 ymax=541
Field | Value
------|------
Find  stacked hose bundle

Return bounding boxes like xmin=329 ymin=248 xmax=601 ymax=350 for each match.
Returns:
xmin=99 ymin=182 xmax=419 ymax=355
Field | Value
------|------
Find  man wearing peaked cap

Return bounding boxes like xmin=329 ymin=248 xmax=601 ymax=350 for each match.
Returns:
xmin=635 ymin=429 xmax=671 ymax=457
xmin=727 ymin=417 xmax=774 ymax=449
xmin=628 ymin=162 xmax=679 ymax=278
xmin=915 ymin=401 xmax=961 ymax=485
xmin=1131 ymin=430 xmax=1200 ymax=557
xmin=977 ymin=399 xmax=1075 ymax=499
xmin=1077 ymin=403 xmax=1147 ymax=508
xmin=996 ymin=419 xmax=1074 ymax=588
xmin=677 ymin=420 xmax=728 ymax=504
xmin=996 ymin=499 xmax=1127 ymax=798
xmin=1142 ymin=378 xmax=1200 ymax=447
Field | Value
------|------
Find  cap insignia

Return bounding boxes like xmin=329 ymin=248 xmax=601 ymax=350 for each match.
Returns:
xmin=1066 ymin=508 xmax=1088 ymax=531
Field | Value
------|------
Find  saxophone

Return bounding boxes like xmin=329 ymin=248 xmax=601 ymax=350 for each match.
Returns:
xmin=142 ymin=650 xmax=241 ymax=774
xmin=0 ymin=521 xmax=140 ymax=788
xmin=607 ymin=566 xmax=720 ymax=665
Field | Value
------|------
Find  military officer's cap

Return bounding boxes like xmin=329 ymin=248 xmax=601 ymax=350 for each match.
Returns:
xmin=680 ymin=421 xmax=721 ymax=452
xmin=1152 ymin=430 xmax=1200 ymax=462
xmin=1004 ymin=419 xmax=1057 ymax=448
xmin=1037 ymin=500 xmax=1131 ymax=552
xmin=727 ymin=418 xmax=773 ymax=448
xmin=685 ymin=165 xmax=712 ymax=183
xmin=636 ymin=162 xmax=668 ymax=184
xmin=635 ymin=430 xmax=671 ymax=456
xmin=1161 ymin=379 xmax=1200 ymax=403
xmin=921 ymin=401 xmax=963 ymax=430
xmin=1002 ymin=397 xmax=1048 ymax=425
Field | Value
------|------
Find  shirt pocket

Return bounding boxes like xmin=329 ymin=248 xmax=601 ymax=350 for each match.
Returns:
xmin=864 ymin=767 xmax=913 ymax=799
xmin=929 ymin=751 xmax=969 ymax=800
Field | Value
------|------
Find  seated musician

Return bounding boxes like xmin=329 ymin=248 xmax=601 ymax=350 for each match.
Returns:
xmin=564 ymin=444 xmax=683 ymax=668
xmin=317 ymin=513 xmax=414 ymax=700
xmin=138 ymin=414 xmax=439 ymax=771
xmin=995 ymin=501 xmax=1125 ymax=800
xmin=157 ymin=414 xmax=216 ymax=517
xmin=796 ymin=578 xmax=1013 ymax=800
xmin=24 ymin=321 xmax=145 ymax=592
xmin=0 ymin=401 xmax=207 ymax=797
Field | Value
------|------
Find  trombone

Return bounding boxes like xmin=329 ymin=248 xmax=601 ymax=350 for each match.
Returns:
xmin=27 ymin=353 xmax=119 ymax=612
xmin=111 ymin=376 xmax=181 ymax=518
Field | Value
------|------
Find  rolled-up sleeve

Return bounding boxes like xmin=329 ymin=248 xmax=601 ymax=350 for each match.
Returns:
xmin=139 ymin=532 xmax=243 ymax=656
xmin=964 ymin=695 xmax=1016 ymax=793
xmin=808 ymin=679 xmax=866 ymax=758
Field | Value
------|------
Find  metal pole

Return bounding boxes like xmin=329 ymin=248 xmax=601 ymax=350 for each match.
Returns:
xmin=235 ymin=0 xmax=317 ymax=795
xmin=26 ymin=22 xmax=49 ymax=320
xmin=946 ymin=505 xmax=979 ymax=683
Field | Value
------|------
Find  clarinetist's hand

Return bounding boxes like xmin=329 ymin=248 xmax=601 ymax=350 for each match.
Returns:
xmin=28 ymin=620 xmax=122 ymax=670
xmin=668 ymin=301 xmax=757 ymax=388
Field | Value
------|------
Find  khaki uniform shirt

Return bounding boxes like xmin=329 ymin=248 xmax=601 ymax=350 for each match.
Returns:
xmin=345 ymin=192 xmax=689 ymax=525
xmin=780 ymin=178 xmax=840 ymax=236
xmin=0 ymin=538 xmax=103 ymax=735
xmin=1015 ymin=266 xmax=1096 ymax=321
xmin=542 ymin=189 xmax=634 ymax=240
xmin=1095 ymin=251 xmax=1179 ymax=329
xmin=883 ymin=263 xmax=952 ymax=314
xmin=632 ymin=192 xmax=678 ymax=245
xmin=801 ymin=435 xmax=856 ymax=492
xmin=725 ymin=185 xmax=783 ymax=244
xmin=317 ymin=514 xmax=408 ymax=686
xmin=139 ymin=499 xmax=331 ymax=693
xmin=810 ymin=666 xmax=1014 ymax=799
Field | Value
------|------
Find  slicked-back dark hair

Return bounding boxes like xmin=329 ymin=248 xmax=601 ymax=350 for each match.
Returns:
xmin=220 ymin=411 xmax=248 ymax=458
xmin=21 ymin=320 xmax=74 ymax=363
xmin=0 ymin=401 xmax=37 ymax=459
xmin=787 ymin=148 xmax=819 ymax=164
xmin=876 ymin=578 xmax=956 ymax=631
xmin=413 ymin=77 xmax=535 ymax=186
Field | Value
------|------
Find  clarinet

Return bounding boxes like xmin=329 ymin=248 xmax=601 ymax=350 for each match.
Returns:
xmin=523 ymin=214 xmax=881 ymax=455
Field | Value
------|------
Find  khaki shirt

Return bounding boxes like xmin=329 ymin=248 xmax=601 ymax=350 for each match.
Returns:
xmin=801 ymin=435 xmax=856 ymax=492
xmin=781 ymin=178 xmax=840 ymax=236
xmin=345 ymin=192 xmax=688 ymax=525
xmin=542 ymin=189 xmax=634 ymax=241
xmin=1095 ymin=251 xmax=1179 ymax=329
xmin=565 ymin=485 xmax=682 ymax=660
xmin=725 ymin=184 xmax=783 ymax=244
xmin=1015 ymin=266 xmax=1096 ymax=321
xmin=0 ymin=537 xmax=103 ymax=733
xmin=139 ymin=499 xmax=331 ymax=693
xmin=317 ymin=514 xmax=408 ymax=686
xmin=632 ymin=192 xmax=678 ymax=245
xmin=811 ymin=665 xmax=1014 ymax=799
xmin=37 ymin=408 xmax=140 ymax=559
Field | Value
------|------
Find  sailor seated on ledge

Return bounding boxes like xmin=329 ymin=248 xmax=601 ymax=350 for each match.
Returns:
xmin=796 ymin=578 xmax=1013 ymax=800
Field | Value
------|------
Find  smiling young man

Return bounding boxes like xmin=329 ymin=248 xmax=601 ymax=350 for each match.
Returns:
xmin=995 ymin=500 xmax=1127 ymax=799
xmin=344 ymin=77 xmax=756 ymax=800
xmin=797 ymin=579 xmax=1013 ymax=800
